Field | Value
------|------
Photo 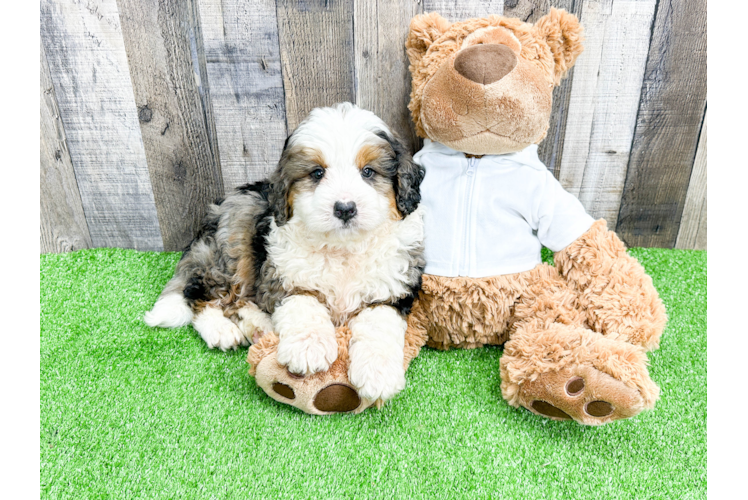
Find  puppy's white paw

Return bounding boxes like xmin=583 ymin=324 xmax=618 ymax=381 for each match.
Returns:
xmin=348 ymin=343 xmax=405 ymax=402
xmin=236 ymin=304 xmax=274 ymax=344
xmin=144 ymin=292 xmax=193 ymax=328
xmin=193 ymin=307 xmax=246 ymax=351
xmin=276 ymin=330 xmax=338 ymax=376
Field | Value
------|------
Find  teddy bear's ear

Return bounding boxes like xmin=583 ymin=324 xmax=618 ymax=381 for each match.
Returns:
xmin=406 ymin=12 xmax=451 ymax=68
xmin=533 ymin=8 xmax=584 ymax=85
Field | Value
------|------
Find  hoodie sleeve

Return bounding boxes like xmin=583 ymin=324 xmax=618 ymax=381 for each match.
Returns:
xmin=535 ymin=170 xmax=595 ymax=252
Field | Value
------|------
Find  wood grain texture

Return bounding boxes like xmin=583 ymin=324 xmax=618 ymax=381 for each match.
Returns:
xmin=39 ymin=0 xmax=709 ymax=252
xmin=676 ymin=112 xmax=707 ymax=250
xmin=197 ymin=0 xmax=287 ymax=191
xmin=187 ymin=0 xmax=222 ymax=177
xmin=616 ymin=0 xmax=708 ymax=248
xmin=41 ymin=0 xmax=163 ymax=250
xmin=354 ymin=0 xmax=423 ymax=153
xmin=276 ymin=0 xmax=356 ymax=131
xmin=503 ymin=0 xmax=550 ymax=22
xmin=422 ymin=0 xmax=505 ymax=21
xmin=40 ymin=41 xmax=93 ymax=254
xmin=117 ymin=0 xmax=225 ymax=251
xmin=556 ymin=0 xmax=656 ymax=228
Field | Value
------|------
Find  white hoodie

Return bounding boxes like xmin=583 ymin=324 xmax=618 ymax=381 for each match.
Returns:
xmin=413 ymin=140 xmax=594 ymax=278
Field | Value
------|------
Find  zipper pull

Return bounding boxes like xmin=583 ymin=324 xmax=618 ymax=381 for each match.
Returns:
xmin=466 ymin=157 xmax=477 ymax=175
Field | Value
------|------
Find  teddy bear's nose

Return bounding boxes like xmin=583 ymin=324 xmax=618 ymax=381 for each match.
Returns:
xmin=454 ymin=44 xmax=518 ymax=85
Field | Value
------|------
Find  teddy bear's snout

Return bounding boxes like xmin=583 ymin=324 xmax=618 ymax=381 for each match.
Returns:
xmin=454 ymin=44 xmax=517 ymax=85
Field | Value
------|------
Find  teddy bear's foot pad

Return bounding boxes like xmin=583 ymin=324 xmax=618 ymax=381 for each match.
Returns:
xmin=271 ymin=381 xmax=296 ymax=400
xmin=251 ymin=334 xmax=376 ymax=415
xmin=268 ymin=377 xmax=362 ymax=412
xmin=312 ymin=383 xmax=361 ymax=412
xmin=519 ymin=366 xmax=645 ymax=425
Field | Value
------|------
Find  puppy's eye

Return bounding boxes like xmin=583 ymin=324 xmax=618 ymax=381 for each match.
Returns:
xmin=361 ymin=167 xmax=375 ymax=179
xmin=310 ymin=168 xmax=325 ymax=181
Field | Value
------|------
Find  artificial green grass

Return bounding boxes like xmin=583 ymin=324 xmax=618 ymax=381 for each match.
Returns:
xmin=41 ymin=247 xmax=706 ymax=499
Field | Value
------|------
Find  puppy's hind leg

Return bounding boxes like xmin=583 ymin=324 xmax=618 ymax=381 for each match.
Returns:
xmin=193 ymin=303 xmax=247 ymax=351
xmin=235 ymin=302 xmax=274 ymax=344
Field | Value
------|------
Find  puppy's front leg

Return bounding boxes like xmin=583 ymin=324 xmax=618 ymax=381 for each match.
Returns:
xmin=348 ymin=306 xmax=407 ymax=402
xmin=274 ymin=295 xmax=338 ymax=376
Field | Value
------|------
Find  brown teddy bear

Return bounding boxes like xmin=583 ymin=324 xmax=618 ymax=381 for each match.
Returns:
xmin=249 ymin=8 xmax=667 ymax=424
xmin=402 ymin=8 xmax=667 ymax=425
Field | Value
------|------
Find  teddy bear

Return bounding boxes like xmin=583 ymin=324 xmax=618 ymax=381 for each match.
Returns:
xmin=248 ymin=8 xmax=667 ymax=425
xmin=401 ymin=8 xmax=667 ymax=425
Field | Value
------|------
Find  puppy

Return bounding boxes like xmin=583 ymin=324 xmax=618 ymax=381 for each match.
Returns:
xmin=145 ymin=103 xmax=426 ymax=402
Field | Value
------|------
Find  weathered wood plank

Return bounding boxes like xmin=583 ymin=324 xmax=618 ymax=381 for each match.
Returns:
xmin=616 ymin=0 xmax=708 ymax=248
xmin=557 ymin=0 xmax=656 ymax=228
xmin=117 ymin=0 xmax=225 ymax=251
xmin=502 ymin=0 xmax=579 ymax=179
xmin=503 ymin=0 xmax=549 ymax=22
xmin=187 ymin=0 xmax=221 ymax=171
xmin=40 ymin=0 xmax=163 ymax=250
xmin=422 ymin=1 xmax=505 ymax=22
xmin=276 ymin=0 xmax=355 ymax=131
xmin=40 ymin=41 xmax=93 ymax=254
xmin=197 ymin=0 xmax=287 ymax=190
xmin=676 ymin=112 xmax=707 ymax=250
xmin=353 ymin=0 xmax=423 ymax=153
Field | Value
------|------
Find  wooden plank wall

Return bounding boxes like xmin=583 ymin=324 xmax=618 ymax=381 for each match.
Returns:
xmin=40 ymin=0 xmax=708 ymax=253
xmin=41 ymin=0 xmax=163 ymax=251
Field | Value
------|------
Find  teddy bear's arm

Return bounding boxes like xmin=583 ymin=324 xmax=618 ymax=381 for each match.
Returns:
xmin=554 ymin=220 xmax=667 ymax=350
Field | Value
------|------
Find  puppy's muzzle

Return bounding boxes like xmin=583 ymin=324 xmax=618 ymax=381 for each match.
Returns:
xmin=333 ymin=201 xmax=357 ymax=223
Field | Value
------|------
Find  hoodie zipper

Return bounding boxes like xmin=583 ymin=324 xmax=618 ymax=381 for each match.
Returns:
xmin=459 ymin=157 xmax=479 ymax=276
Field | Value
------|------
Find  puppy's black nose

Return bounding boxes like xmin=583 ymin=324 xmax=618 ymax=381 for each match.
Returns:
xmin=333 ymin=201 xmax=357 ymax=222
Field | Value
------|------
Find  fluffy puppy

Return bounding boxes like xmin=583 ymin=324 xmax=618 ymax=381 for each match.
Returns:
xmin=145 ymin=103 xmax=426 ymax=402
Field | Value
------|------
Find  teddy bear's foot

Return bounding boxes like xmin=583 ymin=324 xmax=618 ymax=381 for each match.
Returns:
xmin=516 ymin=365 xmax=647 ymax=425
xmin=247 ymin=330 xmax=378 ymax=415
xmin=257 ymin=357 xmax=374 ymax=415
xmin=501 ymin=323 xmax=659 ymax=425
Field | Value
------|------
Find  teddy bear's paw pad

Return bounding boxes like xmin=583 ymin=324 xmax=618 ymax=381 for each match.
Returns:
xmin=271 ymin=382 xmax=296 ymax=400
xmin=530 ymin=400 xmax=572 ymax=420
xmin=253 ymin=350 xmax=376 ymax=415
xmin=520 ymin=366 xmax=644 ymax=425
xmin=313 ymin=384 xmax=361 ymax=412
xmin=565 ymin=376 xmax=585 ymax=396
xmin=585 ymin=400 xmax=614 ymax=417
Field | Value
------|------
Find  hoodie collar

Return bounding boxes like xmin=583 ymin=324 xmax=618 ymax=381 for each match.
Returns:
xmin=414 ymin=140 xmax=545 ymax=170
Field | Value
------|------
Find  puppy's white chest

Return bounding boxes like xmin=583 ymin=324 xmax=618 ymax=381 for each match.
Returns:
xmin=266 ymin=217 xmax=421 ymax=322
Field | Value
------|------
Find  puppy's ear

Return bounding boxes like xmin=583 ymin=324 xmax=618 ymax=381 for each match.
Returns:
xmin=376 ymin=131 xmax=425 ymax=217
xmin=533 ymin=8 xmax=584 ymax=85
xmin=406 ymin=12 xmax=451 ymax=69
xmin=267 ymin=136 xmax=293 ymax=226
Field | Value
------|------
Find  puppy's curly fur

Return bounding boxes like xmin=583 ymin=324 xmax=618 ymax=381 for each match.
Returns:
xmin=146 ymin=103 xmax=425 ymax=402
